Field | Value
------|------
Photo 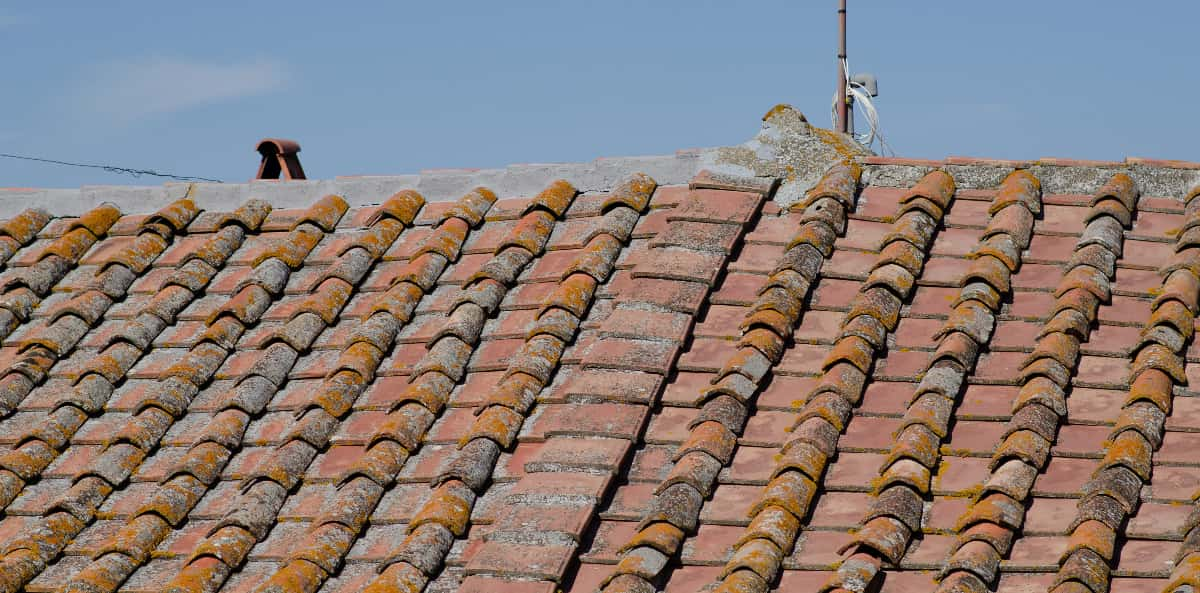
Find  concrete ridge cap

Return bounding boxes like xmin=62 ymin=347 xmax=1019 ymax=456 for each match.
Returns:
xmin=861 ymin=160 xmax=1200 ymax=197
xmin=865 ymin=154 xmax=1200 ymax=171
xmin=0 ymin=150 xmax=715 ymax=218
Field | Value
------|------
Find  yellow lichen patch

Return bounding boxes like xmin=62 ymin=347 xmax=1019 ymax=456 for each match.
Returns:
xmin=363 ymin=561 xmax=428 ymax=593
xmin=901 ymin=170 xmax=956 ymax=209
xmin=163 ymin=556 xmax=228 ymax=593
xmin=1065 ymin=519 xmax=1116 ymax=561
xmin=761 ymin=103 xmax=800 ymax=122
xmin=1093 ymin=172 xmax=1138 ymax=210
xmin=813 ymin=128 xmax=869 ymax=163
xmin=677 ymin=421 xmax=737 ymax=464
xmin=539 ymin=272 xmax=597 ymax=319
xmin=1127 ymin=367 xmax=1173 ymax=412
xmin=102 ymin=513 xmax=171 ymax=561
xmin=440 ymin=187 xmax=498 ymax=228
xmin=255 ymin=559 xmax=326 ymax=593
xmin=461 ymin=405 xmax=522 ymax=449
xmin=528 ymin=179 xmax=577 ymax=217
xmin=146 ymin=198 xmax=199 ymax=234
xmin=293 ymin=524 xmax=355 ymax=573
xmin=109 ymin=232 xmax=169 ymax=273
xmin=1099 ymin=430 xmax=1153 ymax=480
xmin=738 ymin=329 xmax=786 ymax=364
xmin=207 ymin=284 xmax=270 ymax=326
xmin=369 ymin=404 xmax=432 ymax=452
xmin=415 ymin=218 xmax=469 ymax=262
xmin=481 ymin=371 xmax=540 ymax=413
xmin=40 ymin=228 xmax=98 ymax=263
xmin=0 ymin=208 xmax=51 ymax=245
xmin=297 ymin=278 xmax=353 ymax=325
xmin=602 ymin=172 xmax=658 ymax=213
xmin=621 ymin=522 xmax=685 ymax=556
xmin=224 ymin=199 xmax=272 ymax=231
xmin=751 ymin=470 xmax=816 ymax=519
xmin=368 ymin=189 xmax=425 ymax=227
xmin=343 ymin=441 xmax=410 ymax=487
xmin=71 ymin=203 xmax=122 ymax=236
xmin=567 ymin=233 xmax=621 ymax=281
xmin=174 ymin=441 xmax=233 ymax=485
xmin=354 ymin=219 xmax=406 ymax=259
xmin=295 ymin=195 xmax=350 ymax=232
xmin=408 ymin=481 xmax=473 ymax=537
xmin=370 ymin=280 xmax=424 ymax=321
xmin=501 ymin=210 xmax=555 ymax=255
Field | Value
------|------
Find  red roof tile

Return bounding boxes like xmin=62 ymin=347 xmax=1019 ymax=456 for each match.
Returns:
xmin=4 ymin=109 xmax=1200 ymax=593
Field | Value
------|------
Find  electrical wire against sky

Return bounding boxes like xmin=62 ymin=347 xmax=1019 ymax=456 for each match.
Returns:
xmin=0 ymin=152 xmax=223 ymax=183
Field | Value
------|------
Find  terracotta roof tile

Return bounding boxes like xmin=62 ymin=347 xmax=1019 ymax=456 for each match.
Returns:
xmin=3 ymin=120 xmax=1200 ymax=593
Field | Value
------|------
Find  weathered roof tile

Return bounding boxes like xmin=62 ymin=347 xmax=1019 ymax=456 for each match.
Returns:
xmin=1 ymin=112 xmax=1198 ymax=593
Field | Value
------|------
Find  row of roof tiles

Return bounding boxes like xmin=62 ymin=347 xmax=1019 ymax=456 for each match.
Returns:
xmin=1 ymin=157 xmax=1200 ymax=593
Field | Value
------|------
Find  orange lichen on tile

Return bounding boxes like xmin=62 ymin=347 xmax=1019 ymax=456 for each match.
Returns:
xmin=593 ymin=165 xmax=851 ymax=593
xmin=340 ymin=174 xmax=651 ymax=593
xmin=0 ymin=208 xmax=51 ymax=268
xmin=0 ymin=200 xmax=209 ymax=425
xmin=161 ymin=181 xmax=573 ymax=593
xmin=1082 ymin=183 xmax=1200 ymax=593
xmin=8 ymin=142 xmax=1200 ymax=593
xmin=691 ymin=169 xmax=959 ymax=593
xmin=926 ymin=173 xmax=1141 ymax=593
xmin=0 ymin=197 xmax=382 ymax=593
xmin=809 ymin=172 xmax=1045 ymax=592
xmin=0 ymin=199 xmax=283 ymax=593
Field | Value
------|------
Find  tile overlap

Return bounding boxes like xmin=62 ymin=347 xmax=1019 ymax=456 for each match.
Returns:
xmin=1 ymin=136 xmax=1199 ymax=593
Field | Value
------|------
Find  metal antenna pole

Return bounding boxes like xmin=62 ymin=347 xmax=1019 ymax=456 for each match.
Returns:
xmin=837 ymin=0 xmax=849 ymax=134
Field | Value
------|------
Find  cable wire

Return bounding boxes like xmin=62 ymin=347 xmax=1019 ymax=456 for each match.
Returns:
xmin=830 ymin=57 xmax=891 ymax=154
xmin=0 ymin=152 xmax=223 ymax=183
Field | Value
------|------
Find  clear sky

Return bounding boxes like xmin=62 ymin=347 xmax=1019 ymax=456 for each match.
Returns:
xmin=1 ymin=2 xmax=1195 ymax=188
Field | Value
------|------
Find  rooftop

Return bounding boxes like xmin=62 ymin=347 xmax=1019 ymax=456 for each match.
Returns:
xmin=0 ymin=105 xmax=1199 ymax=593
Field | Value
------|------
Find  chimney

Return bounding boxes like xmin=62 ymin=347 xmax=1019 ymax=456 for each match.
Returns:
xmin=255 ymin=138 xmax=306 ymax=180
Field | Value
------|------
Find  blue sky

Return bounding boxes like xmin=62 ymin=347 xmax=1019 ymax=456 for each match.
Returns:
xmin=1 ymin=2 xmax=1195 ymax=187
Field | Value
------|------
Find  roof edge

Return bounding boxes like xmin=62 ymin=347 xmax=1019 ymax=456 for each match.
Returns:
xmin=0 ymin=150 xmax=709 ymax=218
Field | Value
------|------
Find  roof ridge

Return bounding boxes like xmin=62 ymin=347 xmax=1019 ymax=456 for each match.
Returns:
xmin=0 ymin=151 xmax=705 ymax=219
xmin=860 ymin=157 xmax=1199 ymax=200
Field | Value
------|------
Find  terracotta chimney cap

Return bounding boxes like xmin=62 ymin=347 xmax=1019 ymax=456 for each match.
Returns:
xmin=254 ymin=138 xmax=305 ymax=180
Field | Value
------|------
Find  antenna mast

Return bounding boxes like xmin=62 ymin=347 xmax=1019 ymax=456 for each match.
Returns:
xmin=836 ymin=0 xmax=849 ymax=134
